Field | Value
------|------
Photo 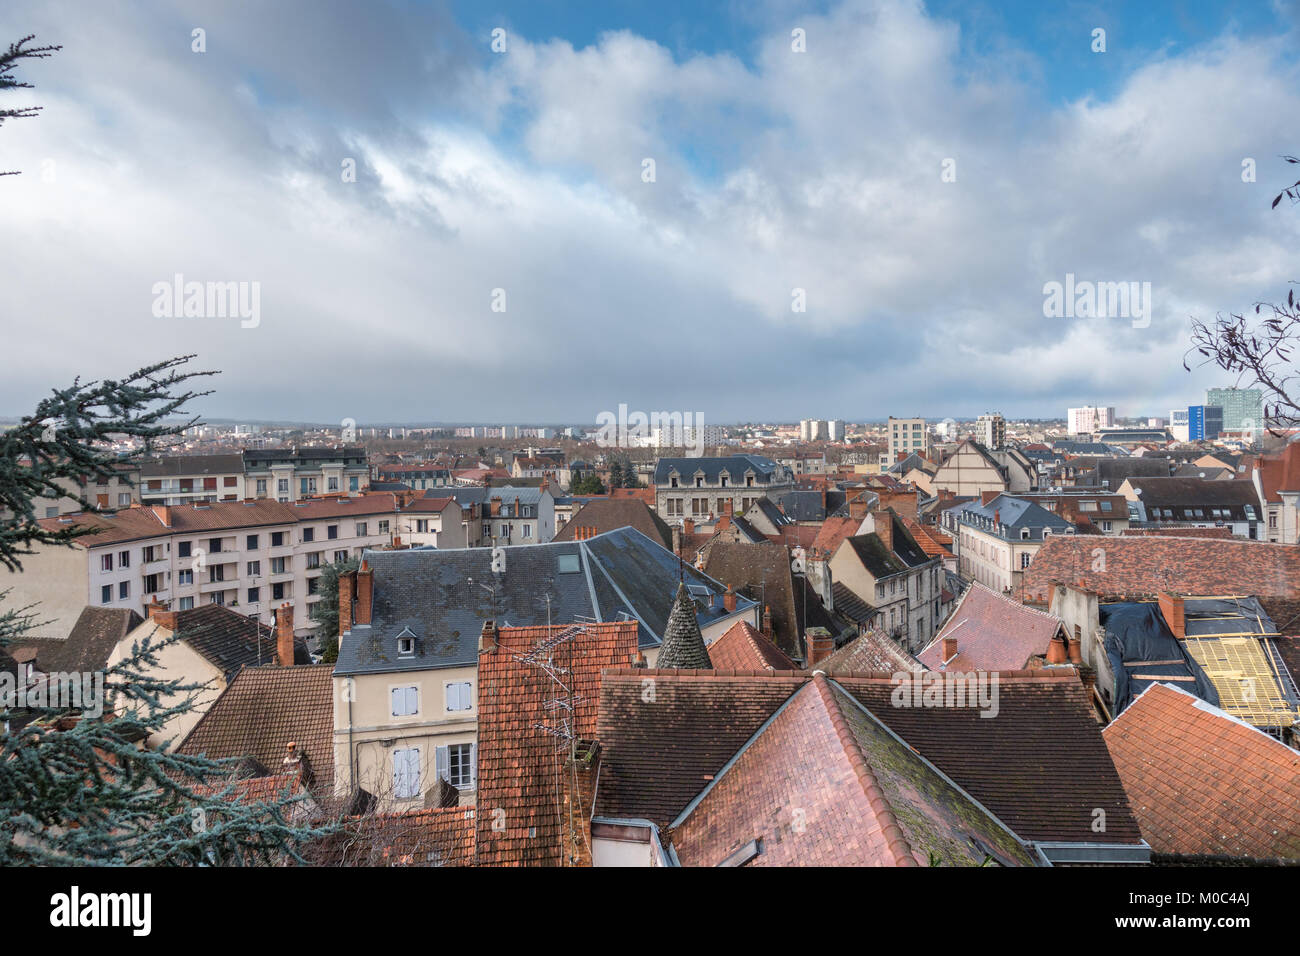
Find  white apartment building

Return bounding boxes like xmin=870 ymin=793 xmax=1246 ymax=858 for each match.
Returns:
xmin=1067 ymin=406 xmax=1116 ymax=435
xmin=827 ymin=419 xmax=846 ymax=442
xmin=13 ymin=494 xmax=404 ymax=640
xmin=888 ymin=417 xmax=929 ymax=461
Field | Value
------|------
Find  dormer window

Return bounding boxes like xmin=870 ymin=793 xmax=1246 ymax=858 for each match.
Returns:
xmin=396 ymin=627 xmax=416 ymax=656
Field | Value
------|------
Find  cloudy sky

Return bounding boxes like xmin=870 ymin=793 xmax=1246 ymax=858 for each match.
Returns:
xmin=1 ymin=0 xmax=1298 ymax=426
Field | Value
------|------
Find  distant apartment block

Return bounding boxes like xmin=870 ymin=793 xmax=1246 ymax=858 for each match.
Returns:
xmin=976 ymin=412 xmax=1006 ymax=450
xmin=1188 ymin=405 xmax=1225 ymax=442
xmin=1067 ymin=406 xmax=1115 ymax=435
xmin=888 ymin=417 xmax=929 ymax=460
xmin=1206 ymin=387 xmax=1264 ymax=433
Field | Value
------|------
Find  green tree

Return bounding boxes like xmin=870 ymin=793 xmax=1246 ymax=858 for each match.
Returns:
xmin=309 ymin=556 xmax=360 ymax=663
xmin=608 ymin=460 xmax=624 ymax=489
xmin=0 ymin=35 xmax=61 ymax=177
xmin=570 ymin=473 xmax=606 ymax=495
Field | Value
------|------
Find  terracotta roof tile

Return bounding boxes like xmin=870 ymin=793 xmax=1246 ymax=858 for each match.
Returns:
xmin=1103 ymin=682 xmax=1300 ymax=860
xmin=917 ymin=583 xmax=1065 ymax=671
xmin=707 ymin=620 xmax=798 ymax=671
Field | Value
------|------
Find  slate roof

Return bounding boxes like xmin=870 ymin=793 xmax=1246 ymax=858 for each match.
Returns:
xmin=177 ymin=663 xmax=336 ymax=788
xmin=334 ymin=528 xmax=754 ymax=676
xmin=831 ymin=581 xmax=878 ymax=627
xmin=1123 ymin=477 xmax=1261 ymax=521
xmin=474 ymin=622 xmax=639 ymax=865
xmin=138 ymin=453 xmax=245 ymax=477
xmin=949 ymin=495 xmax=1074 ymax=541
xmin=918 ymin=584 xmax=1065 ymax=671
xmin=776 ymin=490 xmax=840 ymax=522
xmin=1103 ymin=682 xmax=1300 ymax=860
xmin=1096 ymin=457 xmax=1171 ymax=487
xmin=656 ymin=584 xmax=714 ymax=669
xmin=551 ymin=498 xmax=673 ymax=550
xmin=706 ymin=620 xmax=797 ymax=671
xmin=653 ymin=455 xmax=785 ymax=486
xmin=669 ymin=676 xmax=1036 ymax=866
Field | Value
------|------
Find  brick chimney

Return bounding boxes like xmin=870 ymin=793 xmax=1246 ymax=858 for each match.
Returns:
xmin=355 ymin=559 xmax=374 ymax=625
xmin=761 ymin=605 xmax=774 ymax=639
xmin=683 ymin=518 xmax=694 ymax=536
xmin=150 ymin=503 xmax=171 ymax=527
xmin=806 ymin=627 xmax=834 ymax=667
xmin=339 ymin=570 xmax=355 ymax=638
xmin=148 ymin=601 xmax=179 ymax=632
xmin=1158 ymin=592 xmax=1185 ymax=640
xmin=942 ymin=634 xmax=958 ymax=662
xmin=275 ymin=602 xmax=294 ymax=666
xmin=479 ymin=619 xmax=498 ymax=654
xmin=723 ymin=586 xmax=737 ymax=612
xmin=875 ymin=512 xmax=894 ymax=553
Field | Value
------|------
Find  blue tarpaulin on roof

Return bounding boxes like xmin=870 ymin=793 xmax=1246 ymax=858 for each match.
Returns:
xmin=1101 ymin=602 xmax=1220 ymax=714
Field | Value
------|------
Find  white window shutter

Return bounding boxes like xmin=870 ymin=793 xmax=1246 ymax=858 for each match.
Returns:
xmin=405 ymin=686 xmax=418 ymax=715
xmin=435 ymin=745 xmax=449 ymax=785
xmin=391 ymin=687 xmax=401 ymax=716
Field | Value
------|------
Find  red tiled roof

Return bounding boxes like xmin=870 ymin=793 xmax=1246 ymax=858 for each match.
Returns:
xmin=706 ymin=620 xmax=798 ymax=671
xmin=1120 ymin=526 xmax=1234 ymax=538
xmin=1022 ymin=535 xmax=1300 ymax=609
xmin=669 ymin=676 xmax=1035 ymax=866
xmin=819 ymin=629 xmax=921 ymax=675
xmin=809 ymin=516 xmax=860 ymax=557
xmin=177 ymin=664 xmax=336 ymax=788
xmin=401 ymin=496 xmax=456 ymax=513
xmin=1103 ymin=683 xmax=1300 ymax=860
xmin=474 ymin=621 xmax=639 ymax=866
xmin=309 ymin=807 xmax=476 ymax=866
xmin=917 ymin=583 xmax=1064 ymax=671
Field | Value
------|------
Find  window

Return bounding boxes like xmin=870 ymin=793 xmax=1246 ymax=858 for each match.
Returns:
xmin=307 ymin=577 xmax=319 ymax=595
xmin=247 ymin=587 xmax=260 ymax=604
xmin=397 ymin=633 xmax=415 ymax=656
xmin=333 ymin=550 xmax=347 ymax=564
xmin=270 ymin=557 xmax=286 ymax=574
xmin=178 ymin=541 xmax=192 ymax=558
xmin=414 ymin=519 xmax=429 ymax=534
xmin=45 ymin=506 xmax=58 ymax=519
xmin=100 ymin=554 xmax=113 ymax=572
xmin=437 ymin=743 xmax=476 ymax=791
xmin=208 ymin=537 xmax=222 ymax=553
xmin=177 ymin=596 xmax=194 ymax=611
xmin=356 ymin=522 xmax=368 ymax=537
xmin=522 ymin=524 xmax=531 ymax=539
xmin=118 ymin=492 xmax=131 ymax=507
xmin=272 ymin=582 xmax=287 ymax=601
xmin=692 ymin=497 xmax=708 ymax=516
xmin=391 ymin=685 xmax=419 ymax=716
xmin=118 ymin=581 xmax=130 ymax=599
xmin=271 ymin=531 xmax=285 ymax=547
xmin=101 ymin=585 xmax=112 ymax=604
xmin=301 ymin=477 xmax=317 ymax=495
xmin=247 ymin=560 xmax=260 ymax=575
xmin=328 ymin=477 xmax=339 ymax=492
xmin=256 ymin=479 xmax=267 ymax=496
xmin=306 ymin=552 xmax=321 ymax=570
xmin=445 ymin=681 xmax=473 ymax=712
xmin=224 ymin=476 xmax=238 ymax=488
xmin=327 ymin=525 xmax=338 ymax=540
xmin=393 ymin=747 xmax=421 ymax=799
xmin=276 ymin=478 xmax=288 ymax=494
xmin=378 ymin=519 xmax=389 ymax=534
xmin=178 ymin=569 xmax=193 ymax=586
xmin=209 ymin=565 xmax=224 ymax=583
xmin=302 ymin=527 xmax=314 ymax=543
xmin=246 ymin=534 xmax=258 ymax=550
xmin=349 ymin=476 xmax=359 ymax=492
xmin=142 ymin=545 xmax=156 ymax=562
xmin=143 ymin=573 xmax=160 ymax=593
xmin=1021 ymin=553 xmax=1031 ymax=569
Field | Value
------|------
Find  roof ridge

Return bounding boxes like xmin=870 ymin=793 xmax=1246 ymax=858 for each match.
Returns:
xmin=810 ymin=674 xmax=917 ymax=867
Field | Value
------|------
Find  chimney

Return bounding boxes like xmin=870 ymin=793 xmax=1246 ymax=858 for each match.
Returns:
xmin=683 ymin=518 xmax=694 ymax=536
xmin=942 ymin=634 xmax=958 ymax=662
xmin=761 ymin=604 xmax=774 ymax=639
xmin=479 ymin=619 xmax=498 ymax=654
xmin=282 ymin=741 xmax=311 ymax=784
xmin=723 ymin=499 xmax=733 ymax=516
xmin=151 ymin=503 xmax=171 ymax=527
xmin=1046 ymin=633 xmax=1069 ymax=665
xmin=1067 ymin=626 xmax=1083 ymax=664
xmin=671 ymin=524 xmax=683 ymax=557
xmin=806 ymin=627 xmax=834 ymax=667
xmin=275 ymin=602 xmax=295 ymax=666
xmin=631 ymin=650 xmax=647 ymax=669
xmin=723 ymin=586 xmax=737 ymax=613
xmin=339 ymin=570 xmax=356 ymax=638
xmin=149 ymin=601 xmax=179 ymax=632
xmin=355 ymin=559 xmax=374 ymax=625
xmin=1158 ymin=592 xmax=1185 ymax=640
xmin=875 ymin=512 xmax=893 ymax=553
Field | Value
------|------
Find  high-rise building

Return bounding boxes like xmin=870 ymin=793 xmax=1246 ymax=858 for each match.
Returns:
xmin=1188 ymin=405 xmax=1225 ymax=441
xmin=888 ymin=417 xmax=929 ymax=461
xmin=976 ymin=413 xmax=1006 ymax=450
xmin=1067 ymin=406 xmax=1116 ymax=435
xmin=1206 ymin=387 xmax=1264 ymax=433
xmin=799 ymin=419 xmax=829 ymax=442
xmin=827 ymin=419 xmax=846 ymax=441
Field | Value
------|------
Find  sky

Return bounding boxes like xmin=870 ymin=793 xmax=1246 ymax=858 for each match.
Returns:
xmin=1 ymin=0 xmax=1298 ymax=427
